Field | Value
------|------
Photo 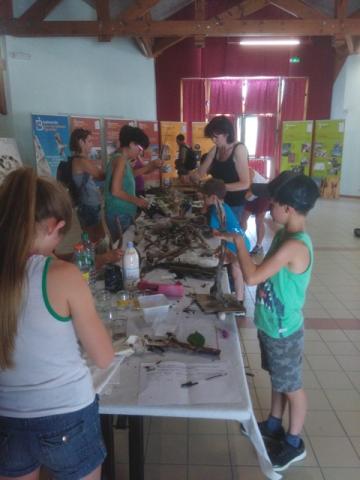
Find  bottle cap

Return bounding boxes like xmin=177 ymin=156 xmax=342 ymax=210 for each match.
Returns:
xmin=127 ymin=241 xmax=134 ymax=248
xmin=74 ymin=243 xmax=84 ymax=251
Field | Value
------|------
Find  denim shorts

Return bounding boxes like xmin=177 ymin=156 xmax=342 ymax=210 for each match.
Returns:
xmin=105 ymin=212 xmax=133 ymax=242
xmin=0 ymin=396 xmax=106 ymax=480
xmin=77 ymin=204 xmax=101 ymax=228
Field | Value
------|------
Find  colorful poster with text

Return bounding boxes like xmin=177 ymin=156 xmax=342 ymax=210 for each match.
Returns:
xmin=192 ymin=122 xmax=214 ymax=165
xmin=104 ymin=118 xmax=136 ymax=160
xmin=137 ymin=120 xmax=160 ymax=188
xmin=280 ymin=121 xmax=313 ymax=175
xmin=160 ymin=121 xmax=187 ymax=185
xmin=70 ymin=116 xmax=102 ymax=161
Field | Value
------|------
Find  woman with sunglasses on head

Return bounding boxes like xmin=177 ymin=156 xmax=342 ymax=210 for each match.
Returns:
xmin=105 ymin=125 xmax=155 ymax=243
xmin=192 ymin=116 xmax=250 ymax=222
xmin=70 ymin=128 xmax=106 ymax=244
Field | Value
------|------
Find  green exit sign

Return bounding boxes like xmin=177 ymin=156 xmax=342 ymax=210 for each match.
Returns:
xmin=290 ymin=56 xmax=301 ymax=63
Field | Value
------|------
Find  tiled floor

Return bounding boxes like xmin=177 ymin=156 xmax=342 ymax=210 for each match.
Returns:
xmin=66 ymin=197 xmax=360 ymax=479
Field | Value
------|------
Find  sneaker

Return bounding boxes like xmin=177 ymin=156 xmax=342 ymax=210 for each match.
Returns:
xmin=269 ymin=439 xmax=307 ymax=472
xmin=240 ymin=421 xmax=285 ymax=442
xmin=250 ymin=245 xmax=263 ymax=256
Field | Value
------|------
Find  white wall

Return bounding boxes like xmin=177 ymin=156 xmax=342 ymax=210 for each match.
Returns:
xmin=331 ymin=55 xmax=360 ymax=196
xmin=0 ymin=1 xmax=156 ymax=164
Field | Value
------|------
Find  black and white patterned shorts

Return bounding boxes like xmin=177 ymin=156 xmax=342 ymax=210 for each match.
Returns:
xmin=258 ymin=328 xmax=304 ymax=393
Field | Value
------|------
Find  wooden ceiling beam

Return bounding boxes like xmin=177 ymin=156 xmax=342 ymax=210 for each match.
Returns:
xmin=2 ymin=18 xmax=360 ymax=37
xmin=344 ymin=34 xmax=354 ymax=53
xmin=0 ymin=0 xmax=13 ymax=19
xmin=19 ymin=0 xmax=63 ymax=22
xmin=94 ymin=0 xmax=111 ymax=42
xmin=117 ymin=0 xmax=161 ymax=23
xmin=194 ymin=0 xmax=206 ymax=48
xmin=269 ymin=0 xmax=328 ymax=19
xmin=335 ymin=0 xmax=347 ymax=20
xmin=135 ymin=12 xmax=153 ymax=57
xmin=350 ymin=8 xmax=360 ymax=19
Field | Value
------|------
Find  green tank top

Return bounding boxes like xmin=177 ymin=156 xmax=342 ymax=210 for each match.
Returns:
xmin=254 ymin=229 xmax=313 ymax=339
xmin=104 ymin=153 xmax=137 ymax=218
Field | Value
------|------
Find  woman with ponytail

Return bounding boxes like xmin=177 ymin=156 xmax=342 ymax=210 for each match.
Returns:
xmin=0 ymin=168 xmax=113 ymax=480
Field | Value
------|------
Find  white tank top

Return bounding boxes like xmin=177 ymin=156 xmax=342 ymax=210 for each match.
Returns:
xmin=0 ymin=255 xmax=94 ymax=418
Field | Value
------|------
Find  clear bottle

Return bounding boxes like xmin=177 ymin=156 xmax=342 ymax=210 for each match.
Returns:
xmin=74 ymin=243 xmax=90 ymax=285
xmin=81 ymin=232 xmax=96 ymax=288
xmin=122 ymin=241 xmax=140 ymax=290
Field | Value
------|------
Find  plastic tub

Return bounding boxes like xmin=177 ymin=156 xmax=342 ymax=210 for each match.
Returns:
xmin=138 ymin=294 xmax=170 ymax=324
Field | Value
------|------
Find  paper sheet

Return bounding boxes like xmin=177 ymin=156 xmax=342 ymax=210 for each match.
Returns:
xmin=89 ymin=356 xmax=125 ymax=394
xmin=138 ymin=361 xmax=241 ymax=405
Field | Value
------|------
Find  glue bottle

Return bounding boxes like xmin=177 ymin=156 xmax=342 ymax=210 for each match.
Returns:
xmin=123 ymin=241 xmax=140 ymax=289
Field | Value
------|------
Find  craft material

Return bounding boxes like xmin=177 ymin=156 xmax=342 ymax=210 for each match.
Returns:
xmin=138 ymin=279 xmax=184 ymax=298
xmin=143 ymin=332 xmax=220 ymax=357
xmin=187 ymin=331 xmax=205 ymax=348
xmin=195 ymin=293 xmax=245 ymax=315
xmin=138 ymin=294 xmax=170 ymax=324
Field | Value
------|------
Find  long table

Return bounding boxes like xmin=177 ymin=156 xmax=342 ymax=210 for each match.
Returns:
xmin=98 ymin=267 xmax=280 ymax=480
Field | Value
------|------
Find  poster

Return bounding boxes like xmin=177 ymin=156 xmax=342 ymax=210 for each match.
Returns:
xmin=137 ymin=120 xmax=160 ymax=188
xmin=280 ymin=121 xmax=313 ymax=175
xmin=311 ymin=119 xmax=345 ymax=199
xmin=31 ymin=114 xmax=70 ymax=177
xmin=160 ymin=121 xmax=187 ymax=185
xmin=0 ymin=137 xmax=22 ymax=185
xmin=70 ymin=116 xmax=102 ymax=161
xmin=104 ymin=118 xmax=135 ymax=160
xmin=191 ymin=122 xmax=214 ymax=164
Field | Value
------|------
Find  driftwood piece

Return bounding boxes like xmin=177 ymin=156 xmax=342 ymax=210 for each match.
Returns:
xmin=143 ymin=333 xmax=220 ymax=357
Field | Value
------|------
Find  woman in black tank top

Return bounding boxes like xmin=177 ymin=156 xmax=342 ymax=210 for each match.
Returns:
xmin=194 ymin=116 xmax=250 ymax=221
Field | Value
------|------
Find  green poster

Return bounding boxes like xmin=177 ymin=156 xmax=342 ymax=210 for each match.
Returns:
xmin=280 ymin=121 xmax=313 ymax=175
xmin=311 ymin=119 xmax=345 ymax=198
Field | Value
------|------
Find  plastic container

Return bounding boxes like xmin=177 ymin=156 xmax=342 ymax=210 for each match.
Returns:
xmin=138 ymin=294 xmax=170 ymax=324
xmin=123 ymin=241 xmax=140 ymax=290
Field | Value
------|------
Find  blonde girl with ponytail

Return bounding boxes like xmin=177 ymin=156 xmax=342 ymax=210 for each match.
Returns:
xmin=0 ymin=167 xmax=113 ymax=480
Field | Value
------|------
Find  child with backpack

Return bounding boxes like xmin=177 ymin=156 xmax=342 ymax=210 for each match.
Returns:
xmin=0 ymin=167 xmax=114 ymax=479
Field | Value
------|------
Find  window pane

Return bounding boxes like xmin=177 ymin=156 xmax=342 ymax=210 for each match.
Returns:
xmin=245 ymin=116 xmax=258 ymax=157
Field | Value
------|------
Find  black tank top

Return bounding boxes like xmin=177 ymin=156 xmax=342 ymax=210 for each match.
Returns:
xmin=209 ymin=142 xmax=248 ymax=206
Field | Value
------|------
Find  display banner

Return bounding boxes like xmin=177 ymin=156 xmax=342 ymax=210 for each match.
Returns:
xmin=104 ymin=118 xmax=135 ymax=160
xmin=31 ymin=114 xmax=70 ymax=177
xmin=311 ymin=119 xmax=345 ymax=199
xmin=70 ymin=116 xmax=102 ymax=161
xmin=191 ymin=122 xmax=214 ymax=165
xmin=0 ymin=137 xmax=22 ymax=185
xmin=280 ymin=121 xmax=313 ymax=175
xmin=137 ymin=120 xmax=160 ymax=188
xmin=160 ymin=121 xmax=187 ymax=185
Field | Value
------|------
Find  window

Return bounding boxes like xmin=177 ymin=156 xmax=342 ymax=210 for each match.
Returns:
xmin=236 ymin=115 xmax=258 ymax=157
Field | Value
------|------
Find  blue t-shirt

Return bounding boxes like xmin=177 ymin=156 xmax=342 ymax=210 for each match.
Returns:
xmin=209 ymin=203 xmax=250 ymax=254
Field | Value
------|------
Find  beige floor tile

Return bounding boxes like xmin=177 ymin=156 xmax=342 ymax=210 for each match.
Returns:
xmin=326 ymin=342 xmax=360 ymax=356
xmin=239 ymin=328 xmax=258 ymax=340
xmin=344 ymin=330 xmax=360 ymax=342
xmin=243 ymin=340 xmax=261 ymax=354
xmin=304 ymin=411 xmax=346 ymax=437
xmin=304 ymin=330 xmax=323 ymax=341
xmin=247 ymin=353 xmax=263 ymax=370
xmin=309 ymin=436 xmax=360 ymax=467
xmin=150 ymin=417 xmax=188 ymax=435
xmin=322 ymin=467 xmax=360 ymax=480
xmin=115 ymin=463 xmax=129 ymax=480
xmin=307 ymin=389 xmax=332 ymax=411
xmin=228 ymin=435 xmax=260 ymax=466
xmin=325 ymin=389 xmax=360 ymax=411
xmin=254 ymin=388 xmax=271 ymax=410
xmin=306 ymin=355 xmax=342 ymax=372
xmin=252 ymin=369 xmax=271 ymax=389
xmin=314 ymin=371 xmax=354 ymax=390
xmin=347 ymin=371 xmax=360 ymax=391
xmin=334 ymin=355 xmax=360 ymax=372
xmin=232 ymin=466 xmax=267 ymax=479
xmin=337 ymin=411 xmax=360 ymax=436
xmin=188 ymin=434 xmax=230 ymax=465
xmin=188 ymin=465 xmax=232 ymax=480
xmin=114 ymin=430 xmax=129 ymax=464
xmin=146 ymin=434 xmax=187 ymax=464
xmin=349 ymin=436 xmax=360 ymax=456
xmin=188 ymin=418 xmax=227 ymax=435
xmin=303 ymin=370 xmax=322 ymax=389
xmin=279 ymin=467 xmax=325 ymax=479
xmin=318 ymin=331 xmax=349 ymax=342
xmin=145 ymin=465 xmax=187 ymax=480
xmin=304 ymin=341 xmax=331 ymax=355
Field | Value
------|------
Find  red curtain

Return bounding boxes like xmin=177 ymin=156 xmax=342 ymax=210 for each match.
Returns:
xmin=255 ymin=116 xmax=277 ymax=158
xmin=281 ymin=78 xmax=307 ymax=121
xmin=245 ymin=79 xmax=279 ymax=114
xmin=249 ymin=159 xmax=266 ymax=176
xmin=182 ymin=79 xmax=206 ymax=122
xmin=209 ymin=79 xmax=242 ymax=115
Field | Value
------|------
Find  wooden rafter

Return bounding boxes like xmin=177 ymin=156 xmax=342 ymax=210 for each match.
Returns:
xmin=117 ymin=0 xmax=160 ymax=23
xmin=19 ymin=0 xmax=63 ymax=22
xmin=2 ymin=18 xmax=360 ymax=37
xmin=350 ymin=8 xmax=360 ymax=18
xmin=194 ymin=0 xmax=206 ymax=48
xmin=269 ymin=0 xmax=327 ymax=19
xmin=135 ymin=12 xmax=153 ymax=57
xmin=152 ymin=0 xmax=269 ymax=57
xmin=0 ymin=0 xmax=13 ymax=19
xmin=335 ymin=0 xmax=347 ymax=20
xmin=94 ymin=0 xmax=111 ymax=42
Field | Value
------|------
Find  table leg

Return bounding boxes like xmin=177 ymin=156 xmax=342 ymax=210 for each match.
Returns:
xmin=128 ymin=416 xmax=144 ymax=480
xmin=101 ymin=414 xmax=115 ymax=480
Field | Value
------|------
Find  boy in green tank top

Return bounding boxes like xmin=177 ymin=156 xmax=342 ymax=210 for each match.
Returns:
xmin=216 ymin=172 xmax=319 ymax=473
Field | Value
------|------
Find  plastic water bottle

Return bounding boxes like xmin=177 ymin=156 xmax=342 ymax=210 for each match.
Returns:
xmin=74 ymin=243 xmax=90 ymax=285
xmin=81 ymin=232 xmax=96 ymax=289
xmin=123 ymin=241 xmax=140 ymax=290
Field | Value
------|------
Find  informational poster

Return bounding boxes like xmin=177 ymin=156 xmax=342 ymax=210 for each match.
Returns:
xmin=191 ymin=122 xmax=214 ymax=165
xmin=31 ymin=114 xmax=70 ymax=177
xmin=0 ymin=137 xmax=22 ymax=185
xmin=160 ymin=121 xmax=187 ymax=185
xmin=311 ymin=119 xmax=345 ymax=199
xmin=280 ymin=121 xmax=313 ymax=175
xmin=137 ymin=120 xmax=160 ymax=188
xmin=104 ymin=118 xmax=135 ymax=160
xmin=70 ymin=116 xmax=102 ymax=161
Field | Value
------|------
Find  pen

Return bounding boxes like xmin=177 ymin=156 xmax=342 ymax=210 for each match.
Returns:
xmin=181 ymin=373 xmax=228 ymax=387
xmin=181 ymin=381 xmax=199 ymax=388
xmin=205 ymin=373 xmax=228 ymax=381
